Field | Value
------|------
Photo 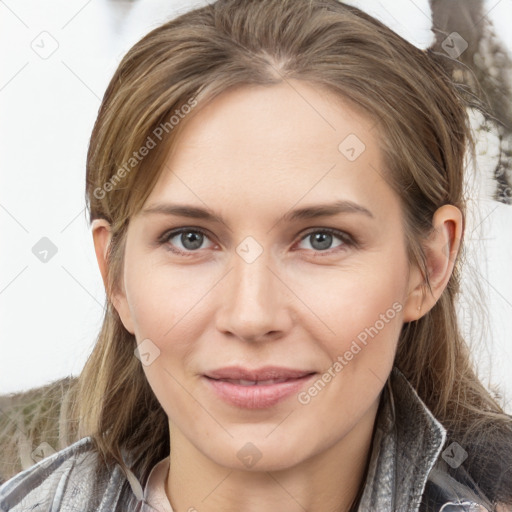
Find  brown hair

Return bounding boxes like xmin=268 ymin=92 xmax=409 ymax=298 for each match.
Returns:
xmin=75 ymin=0 xmax=512 ymax=506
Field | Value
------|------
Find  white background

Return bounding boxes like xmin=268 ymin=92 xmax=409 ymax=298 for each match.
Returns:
xmin=1 ymin=0 xmax=511 ymax=414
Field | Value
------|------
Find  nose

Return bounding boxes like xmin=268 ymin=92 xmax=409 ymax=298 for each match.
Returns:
xmin=215 ymin=245 xmax=292 ymax=343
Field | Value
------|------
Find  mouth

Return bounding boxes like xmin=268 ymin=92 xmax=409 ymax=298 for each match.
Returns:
xmin=202 ymin=366 xmax=317 ymax=409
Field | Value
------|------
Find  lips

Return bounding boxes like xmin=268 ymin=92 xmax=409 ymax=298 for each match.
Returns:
xmin=202 ymin=366 xmax=317 ymax=409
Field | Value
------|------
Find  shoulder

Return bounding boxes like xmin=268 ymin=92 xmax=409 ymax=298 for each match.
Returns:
xmin=421 ymin=456 xmax=512 ymax=512
xmin=0 ymin=436 xmax=132 ymax=511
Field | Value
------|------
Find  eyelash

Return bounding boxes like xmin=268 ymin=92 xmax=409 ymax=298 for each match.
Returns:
xmin=157 ymin=226 xmax=357 ymax=258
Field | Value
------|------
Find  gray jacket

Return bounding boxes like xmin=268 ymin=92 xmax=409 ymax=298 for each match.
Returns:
xmin=0 ymin=367 xmax=498 ymax=511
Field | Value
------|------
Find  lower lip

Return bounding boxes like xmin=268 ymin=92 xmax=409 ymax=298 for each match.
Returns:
xmin=203 ymin=374 xmax=316 ymax=409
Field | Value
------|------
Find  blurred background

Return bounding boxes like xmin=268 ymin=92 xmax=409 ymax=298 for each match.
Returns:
xmin=1 ymin=0 xmax=511 ymax=410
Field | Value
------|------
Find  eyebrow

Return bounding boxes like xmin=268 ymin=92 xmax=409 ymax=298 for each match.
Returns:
xmin=141 ymin=200 xmax=374 ymax=225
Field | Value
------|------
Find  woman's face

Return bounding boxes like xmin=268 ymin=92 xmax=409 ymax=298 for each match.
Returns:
xmin=114 ymin=81 xmax=422 ymax=471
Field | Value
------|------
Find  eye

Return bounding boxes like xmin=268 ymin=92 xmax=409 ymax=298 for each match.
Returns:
xmin=295 ymin=228 xmax=354 ymax=254
xmin=158 ymin=228 xmax=215 ymax=255
xmin=158 ymin=226 xmax=356 ymax=257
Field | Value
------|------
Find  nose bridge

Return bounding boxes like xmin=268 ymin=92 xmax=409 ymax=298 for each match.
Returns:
xmin=216 ymin=237 xmax=288 ymax=341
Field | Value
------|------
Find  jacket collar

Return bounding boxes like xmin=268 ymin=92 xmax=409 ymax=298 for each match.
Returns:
xmin=357 ymin=365 xmax=447 ymax=511
xmin=123 ymin=366 xmax=448 ymax=511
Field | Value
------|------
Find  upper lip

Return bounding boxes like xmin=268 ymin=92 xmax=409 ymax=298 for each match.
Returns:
xmin=204 ymin=366 xmax=315 ymax=381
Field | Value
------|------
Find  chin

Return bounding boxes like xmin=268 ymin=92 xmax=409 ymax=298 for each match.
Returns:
xmin=206 ymin=439 xmax=311 ymax=473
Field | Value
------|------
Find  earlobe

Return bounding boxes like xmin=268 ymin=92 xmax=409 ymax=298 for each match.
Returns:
xmin=402 ymin=265 xmax=427 ymax=323
xmin=402 ymin=205 xmax=463 ymax=322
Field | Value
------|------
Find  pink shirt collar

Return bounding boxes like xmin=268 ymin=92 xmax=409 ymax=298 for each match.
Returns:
xmin=143 ymin=455 xmax=174 ymax=512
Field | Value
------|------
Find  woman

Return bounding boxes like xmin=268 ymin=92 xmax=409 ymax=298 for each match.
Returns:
xmin=1 ymin=0 xmax=511 ymax=510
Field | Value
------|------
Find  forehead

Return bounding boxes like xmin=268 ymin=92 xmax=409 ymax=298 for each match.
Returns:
xmin=142 ymin=80 xmax=398 ymax=224
xmin=167 ymin=80 xmax=376 ymax=161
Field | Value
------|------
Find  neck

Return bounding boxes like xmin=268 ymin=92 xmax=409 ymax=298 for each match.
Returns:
xmin=165 ymin=399 xmax=380 ymax=512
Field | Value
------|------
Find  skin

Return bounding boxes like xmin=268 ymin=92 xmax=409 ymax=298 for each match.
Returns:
xmin=92 ymin=80 xmax=462 ymax=512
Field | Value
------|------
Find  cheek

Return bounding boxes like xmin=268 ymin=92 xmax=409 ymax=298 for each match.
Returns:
xmin=123 ymin=256 xmax=212 ymax=406
xmin=292 ymin=262 xmax=406 ymax=429
xmin=295 ymin=251 xmax=408 ymax=364
xmin=128 ymin=262 xmax=202 ymax=417
xmin=123 ymin=254 xmax=207 ymax=341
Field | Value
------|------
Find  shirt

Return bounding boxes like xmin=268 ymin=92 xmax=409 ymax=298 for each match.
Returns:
xmin=144 ymin=456 xmax=172 ymax=512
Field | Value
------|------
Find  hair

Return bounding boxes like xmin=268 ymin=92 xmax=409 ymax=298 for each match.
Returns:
xmin=72 ymin=0 xmax=512 ymax=507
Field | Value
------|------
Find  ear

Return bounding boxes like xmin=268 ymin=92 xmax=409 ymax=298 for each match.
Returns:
xmin=402 ymin=205 xmax=463 ymax=322
xmin=91 ymin=219 xmax=112 ymax=291
xmin=91 ymin=219 xmax=135 ymax=334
